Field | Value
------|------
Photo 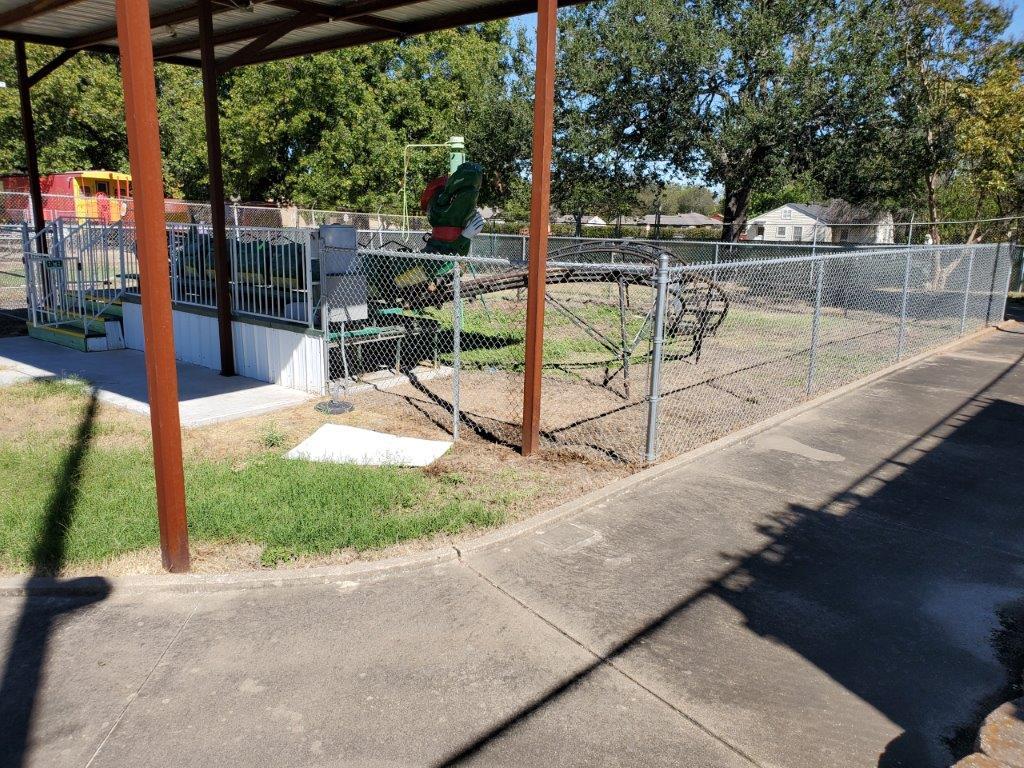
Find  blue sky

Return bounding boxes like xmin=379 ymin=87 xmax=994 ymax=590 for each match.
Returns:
xmin=1011 ymin=2 xmax=1024 ymax=37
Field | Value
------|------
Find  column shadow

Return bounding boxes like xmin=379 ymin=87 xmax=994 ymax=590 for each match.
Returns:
xmin=436 ymin=349 xmax=1024 ymax=767
xmin=0 ymin=387 xmax=112 ymax=768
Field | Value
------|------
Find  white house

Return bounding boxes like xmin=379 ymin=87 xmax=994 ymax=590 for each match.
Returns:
xmin=553 ymin=213 xmax=608 ymax=228
xmin=631 ymin=212 xmax=720 ymax=235
xmin=746 ymin=203 xmax=895 ymax=244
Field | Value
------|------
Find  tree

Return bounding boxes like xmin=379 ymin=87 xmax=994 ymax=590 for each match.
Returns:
xmin=554 ymin=0 xmax=841 ymax=241
xmin=218 ymin=23 xmax=526 ymax=210
xmin=553 ymin=1 xmax=699 ymax=231
xmin=0 ymin=45 xmax=128 ymax=176
xmin=885 ymin=0 xmax=1012 ymax=242
xmin=635 ymin=183 xmax=718 ymax=216
xmin=953 ymin=59 xmax=1024 ymax=240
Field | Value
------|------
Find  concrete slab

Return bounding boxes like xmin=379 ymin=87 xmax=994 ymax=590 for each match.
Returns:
xmin=464 ymin=330 xmax=1024 ymax=767
xmin=1 ymin=325 xmax=1022 ymax=768
xmin=80 ymin=566 xmax=751 ymax=768
xmin=0 ymin=586 xmax=192 ymax=768
xmin=0 ymin=336 xmax=311 ymax=427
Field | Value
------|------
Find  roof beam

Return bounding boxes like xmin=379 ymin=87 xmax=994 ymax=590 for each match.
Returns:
xmin=0 ymin=0 xmax=85 ymax=27
xmin=27 ymin=46 xmax=76 ymax=86
xmin=239 ymin=0 xmax=590 ymax=66
xmin=216 ymin=10 xmax=317 ymax=71
xmin=69 ymin=1 xmax=241 ymax=50
xmin=268 ymin=0 xmax=411 ymax=34
xmin=152 ymin=0 xmax=420 ymax=58
xmin=0 ymin=27 xmax=203 ymax=65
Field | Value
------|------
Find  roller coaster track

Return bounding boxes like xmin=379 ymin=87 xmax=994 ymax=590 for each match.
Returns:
xmin=380 ymin=239 xmax=731 ymax=350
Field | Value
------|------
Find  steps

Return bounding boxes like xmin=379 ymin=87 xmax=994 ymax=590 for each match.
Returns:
xmin=27 ymin=299 xmax=126 ymax=352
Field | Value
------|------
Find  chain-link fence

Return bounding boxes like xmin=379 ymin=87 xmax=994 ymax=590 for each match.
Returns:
xmin=1010 ymin=243 xmax=1024 ymax=293
xmin=320 ymin=238 xmax=1011 ymax=464
xmin=323 ymin=241 xmax=528 ymax=447
xmin=0 ymin=224 xmax=27 ymax=320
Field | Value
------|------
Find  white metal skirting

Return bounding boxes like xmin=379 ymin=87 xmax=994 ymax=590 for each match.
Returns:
xmin=122 ymin=303 xmax=325 ymax=394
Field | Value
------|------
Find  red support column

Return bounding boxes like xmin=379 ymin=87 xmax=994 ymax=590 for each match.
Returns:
xmin=116 ymin=0 xmax=190 ymax=572
xmin=521 ymin=0 xmax=557 ymax=456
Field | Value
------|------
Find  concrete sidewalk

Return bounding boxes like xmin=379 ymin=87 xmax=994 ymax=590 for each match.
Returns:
xmin=0 ymin=336 xmax=311 ymax=427
xmin=2 ymin=325 xmax=1023 ymax=768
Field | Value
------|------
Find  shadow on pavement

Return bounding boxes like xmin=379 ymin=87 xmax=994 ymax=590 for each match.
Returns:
xmin=0 ymin=388 xmax=112 ymax=768
xmin=438 ymin=346 xmax=1024 ymax=767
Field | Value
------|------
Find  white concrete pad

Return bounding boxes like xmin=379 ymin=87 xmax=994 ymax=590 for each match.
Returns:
xmin=0 ymin=335 xmax=312 ymax=427
xmin=285 ymin=424 xmax=451 ymax=466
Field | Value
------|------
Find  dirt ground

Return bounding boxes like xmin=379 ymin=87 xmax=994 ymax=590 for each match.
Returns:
xmin=358 ymin=292 xmax=913 ymax=465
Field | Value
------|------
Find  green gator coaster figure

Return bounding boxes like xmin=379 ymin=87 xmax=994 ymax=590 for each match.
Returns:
xmin=391 ymin=162 xmax=484 ymax=292
xmin=422 ymin=161 xmax=484 ymax=256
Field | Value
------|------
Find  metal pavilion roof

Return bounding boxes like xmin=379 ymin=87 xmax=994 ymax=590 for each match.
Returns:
xmin=0 ymin=0 xmax=587 ymax=68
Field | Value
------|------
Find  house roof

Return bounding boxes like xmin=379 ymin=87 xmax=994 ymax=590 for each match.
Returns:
xmin=635 ymin=212 xmax=720 ymax=227
xmin=787 ymin=203 xmax=827 ymax=221
xmin=0 ymin=0 xmax=590 ymax=68
xmin=553 ymin=213 xmax=606 ymax=225
xmin=751 ymin=202 xmax=892 ymax=226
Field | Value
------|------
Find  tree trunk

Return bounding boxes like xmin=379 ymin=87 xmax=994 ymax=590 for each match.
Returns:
xmin=925 ymin=171 xmax=943 ymax=288
xmin=926 ymin=171 xmax=941 ymax=245
xmin=721 ymin=183 xmax=751 ymax=243
xmin=574 ymin=211 xmax=583 ymax=238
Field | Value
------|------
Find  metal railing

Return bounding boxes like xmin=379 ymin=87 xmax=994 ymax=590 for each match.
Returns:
xmin=23 ymin=219 xmax=129 ymax=331
xmin=159 ymin=224 xmax=318 ymax=325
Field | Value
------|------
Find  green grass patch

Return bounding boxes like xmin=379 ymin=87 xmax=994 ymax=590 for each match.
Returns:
xmin=4 ymin=375 xmax=92 ymax=403
xmin=0 ymin=384 xmax=509 ymax=572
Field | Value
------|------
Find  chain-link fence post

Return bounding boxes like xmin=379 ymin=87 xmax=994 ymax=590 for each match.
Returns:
xmin=451 ymin=259 xmax=462 ymax=441
xmin=1016 ymin=243 xmax=1023 ymax=293
xmin=645 ymin=253 xmax=670 ymax=463
xmin=806 ymin=256 xmax=825 ymax=394
xmin=712 ymin=242 xmax=720 ymax=282
xmin=897 ymin=249 xmax=912 ymax=361
xmin=960 ymin=248 xmax=975 ymax=336
xmin=1000 ymin=243 xmax=1015 ymax=322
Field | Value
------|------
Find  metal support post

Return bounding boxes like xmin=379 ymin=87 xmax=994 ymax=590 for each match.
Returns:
xmin=21 ymin=221 xmax=37 ymax=326
xmin=645 ymin=253 xmax=670 ymax=463
xmin=199 ymin=0 xmax=235 ymax=376
xmin=14 ymin=41 xmax=46 ymax=250
xmin=116 ymin=218 xmax=126 ymax=293
xmin=897 ymin=250 xmax=912 ymax=361
xmin=452 ymin=261 xmax=462 ymax=440
xmin=304 ymin=228 xmax=314 ymax=328
xmin=806 ymin=257 xmax=825 ymax=394
xmin=960 ymin=249 xmax=975 ymax=336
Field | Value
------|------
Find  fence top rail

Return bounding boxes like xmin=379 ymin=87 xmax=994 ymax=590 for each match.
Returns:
xmin=667 ymin=242 xmax=1005 ymax=274
xmin=357 ymin=247 xmax=513 ymax=268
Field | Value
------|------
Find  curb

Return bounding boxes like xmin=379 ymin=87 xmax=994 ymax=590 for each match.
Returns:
xmin=0 ymin=320 xmax=1015 ymax=598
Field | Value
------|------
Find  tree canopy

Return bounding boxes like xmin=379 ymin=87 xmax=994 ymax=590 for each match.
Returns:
xmin=0 ymin=3 xmax=1020 ymax=240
